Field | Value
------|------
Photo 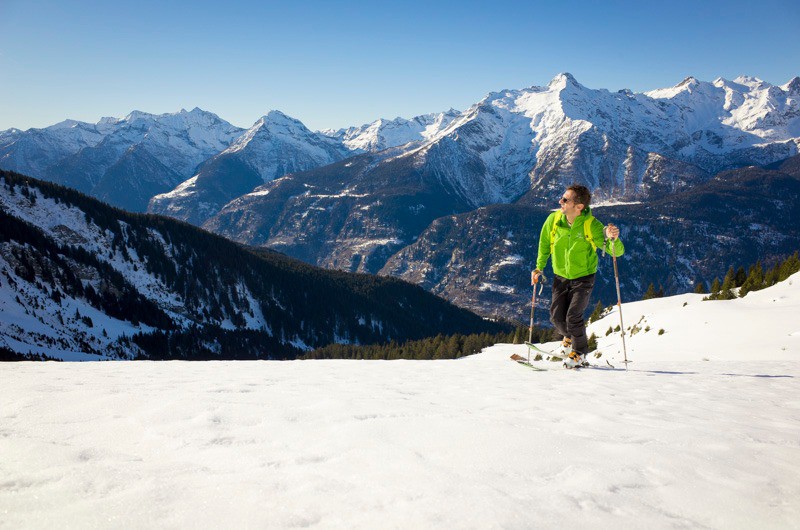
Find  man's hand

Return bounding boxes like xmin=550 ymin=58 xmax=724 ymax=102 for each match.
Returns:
xmin=531 ymin=269 xmax=542 ymax=285
xmin=605 ymin=223 xmax=620 ymax=240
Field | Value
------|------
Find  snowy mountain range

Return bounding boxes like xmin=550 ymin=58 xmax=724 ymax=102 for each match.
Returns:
xmin=0 ymin=108 xmax=243 ymax=212
xmin=4 ymin=74 xmax=797 ymax=217
xmin=2 ymin=74 xmax=799 ymax=320
xmin=202 ymin=75 xmax=800 ymax=296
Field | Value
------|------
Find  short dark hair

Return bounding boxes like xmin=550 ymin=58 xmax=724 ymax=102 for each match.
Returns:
xmin=566 ymin=184 xmax=591 ymax=208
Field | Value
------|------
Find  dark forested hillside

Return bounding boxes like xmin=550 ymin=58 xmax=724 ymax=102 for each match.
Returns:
xmin=0 ymin=170 xmax=509 ymax=360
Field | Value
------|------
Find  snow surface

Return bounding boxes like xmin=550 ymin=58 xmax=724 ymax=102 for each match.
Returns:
xmin=2 ymin=274 xmax=800 ymax=527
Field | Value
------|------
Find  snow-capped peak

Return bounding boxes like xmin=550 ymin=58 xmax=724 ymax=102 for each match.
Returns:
xmin=645 ymin=76 xmax=718 ymax=100
xmin=122 ymin=110 xmax=154 ymax=123
xmin=782 ymin=76 xmax=800 ymax=93
xmin=260 ymin=110 xmax=313 ymax=133
xmin=223 ymin=111 xmax=320 ymax=155
xmin=46 ymin=119 xmax=89 ymax=130
xmin=97 ymin=116 xmax=121 ymax=126
xmin=331 ymin=109 xmax=463 ymax=152
xmin=547 ymin=72 xmax=582 ymax=90
xmin=732 ymin=75 xmax=766 ymax=89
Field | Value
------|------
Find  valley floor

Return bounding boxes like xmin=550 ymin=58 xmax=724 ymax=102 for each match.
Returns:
xmin=2 ymin=346 xmax=798 ymax=529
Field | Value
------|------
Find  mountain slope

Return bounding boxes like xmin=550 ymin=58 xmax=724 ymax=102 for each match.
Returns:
xmin=203 ymin=74 xmax=800 ymax=280
xmin=380 ymin=155 xmax=800 ymax=321
xmin=148 ymin=111 xmax=351 ymax=224
xmin=203 ymin=147 xmax=478 ymax=274
xmin=0 ymin=170 xmax=508 ymax=360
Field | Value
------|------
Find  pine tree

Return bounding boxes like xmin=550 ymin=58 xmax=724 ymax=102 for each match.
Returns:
xmin=721 ymin=267 xmax=736 ymax=291
xmin=588 ymin=300 xmax=604 ymax=323
xmin=734 ymin=266 xmax=747 ymax=287
xmin=694 ymin=280 xmax=707 ymax=294
xmin=588 ymin=333 xmax=598 ymax=351
xmin=642 ymin=283 xmax=658 ymax=300
xmin=739 ymin=261 xmax=765 ymax=297
xmin=764 ymin=263 xmax=780 ymax=288
xmin=778 ymin=251 xmax=800 ymax=282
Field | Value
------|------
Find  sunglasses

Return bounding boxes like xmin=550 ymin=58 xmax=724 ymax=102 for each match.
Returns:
xmin=559 ymin=196 xmax=573 ymax=203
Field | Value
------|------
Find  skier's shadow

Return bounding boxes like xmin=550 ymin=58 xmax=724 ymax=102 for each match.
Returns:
xmin=637 ymin=370 xmax=698 ymax=376
xmin=636 ymin=370 xmax=793 ymax=378
xmin=719 ymin=373 xmax=794 ymax=379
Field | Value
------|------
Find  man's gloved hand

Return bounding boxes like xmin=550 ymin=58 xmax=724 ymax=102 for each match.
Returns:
xmin=604 ymin=223 xmax=620 ymax=240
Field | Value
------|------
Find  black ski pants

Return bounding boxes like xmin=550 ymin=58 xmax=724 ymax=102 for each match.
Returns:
xmin=550 ymin=273 xmax=596 ymax=355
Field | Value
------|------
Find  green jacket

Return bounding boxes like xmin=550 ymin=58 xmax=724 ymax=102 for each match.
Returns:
xmin=536 ymin=207 xmax=625 ymax=280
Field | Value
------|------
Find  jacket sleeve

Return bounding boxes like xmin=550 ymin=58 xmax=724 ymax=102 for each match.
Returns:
xmin=536 ymin=213 xmax=554 ymax=271
xmin=595 ymin=219 xmax=624 ymax=257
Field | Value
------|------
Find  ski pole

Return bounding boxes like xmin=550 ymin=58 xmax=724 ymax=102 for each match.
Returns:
xmin=528 ymin=274 xmax=539 ymax=357
xmin=528 ymin=272 xmax=546 ymax=362
xmin=611 ymin=239 xmax=629 ymax=369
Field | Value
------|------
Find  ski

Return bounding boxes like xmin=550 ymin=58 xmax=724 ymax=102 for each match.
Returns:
xmin=524 ymin=342 xmax=565 ymax=357
xmin=509 ymin=353 xmax=548 ymax=371
xmin=511 ymin=353 xmax=621 ymax=372
xmin=564 ymin=361 xmax=622 ymax=371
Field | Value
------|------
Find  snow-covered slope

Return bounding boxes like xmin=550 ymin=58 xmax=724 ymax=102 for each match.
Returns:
xmin=558 ymin=270 xmax=800 ymax=363
xmin=115 ymin=108 xmax=244 ymax=177
xmin=2 ymin=274 xmax=798 ymax=528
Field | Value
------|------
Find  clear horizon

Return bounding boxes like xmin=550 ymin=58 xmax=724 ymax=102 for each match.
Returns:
xmin=1 ymin=0 xmax=798 ymax=132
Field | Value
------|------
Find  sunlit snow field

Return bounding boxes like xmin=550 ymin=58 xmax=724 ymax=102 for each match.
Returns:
xmin=2 ymin=274 xmax=800 ymax=528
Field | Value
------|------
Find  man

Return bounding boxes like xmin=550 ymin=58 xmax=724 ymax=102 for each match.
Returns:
xmin=532 ymin=184 xmax=624 ymax=367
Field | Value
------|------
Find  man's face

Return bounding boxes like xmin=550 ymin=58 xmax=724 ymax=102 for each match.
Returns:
xmin=559 ymin=189 xmax=582 ymax=215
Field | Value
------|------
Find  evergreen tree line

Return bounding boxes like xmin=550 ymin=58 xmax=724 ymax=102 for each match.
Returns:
xmin=702 ymin=251 xmax=800 ymax=300
xmin=0 ymin=345 xmax=58 ymax=361
xmin=303 ymin=329 xmax=520 ymax=360
xmin=301 ymin=323 xmax=601 ymax=361
xmin=128 ymin=327 xmax=304 ymax=360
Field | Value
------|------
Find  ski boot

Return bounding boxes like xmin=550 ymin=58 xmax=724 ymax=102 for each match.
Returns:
xmin=564 ymin=351 xmax=588 ymax=369
xmin=554 ymin=337 xmax=572 ymax=358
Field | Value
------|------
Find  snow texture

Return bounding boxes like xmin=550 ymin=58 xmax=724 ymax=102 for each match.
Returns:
xmin=2 ymin=274 xmax=799 ymax=527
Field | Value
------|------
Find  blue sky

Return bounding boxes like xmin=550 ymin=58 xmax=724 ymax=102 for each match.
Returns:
xmin=1 ymin=0 xmax=798 ymax=131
